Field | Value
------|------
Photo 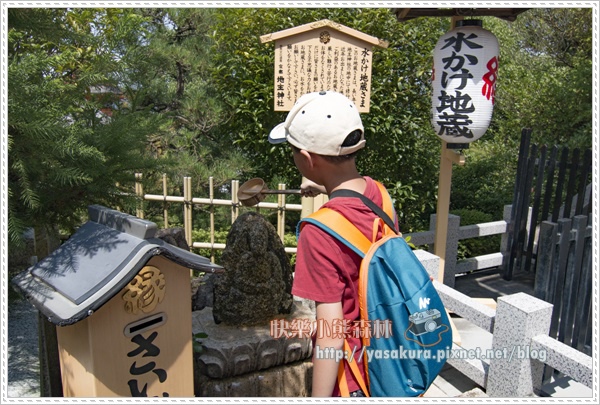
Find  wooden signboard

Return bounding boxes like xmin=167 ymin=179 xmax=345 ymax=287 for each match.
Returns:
xmin=261 ymin=19 xmax=388 ymax=113
xmin=56 ymin=256 xmax=194 ymax=397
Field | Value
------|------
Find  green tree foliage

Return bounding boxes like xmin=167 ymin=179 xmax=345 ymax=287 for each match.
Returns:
xmin=206 ymin=8 xmax=593 ymax=230
xmin=8 ymin=8 xmax=165 ymax=247
xmin=7 ymin=8 xmax=255 ymax=248
xmin=451 ymin=141 xmax=518 ymax=218
xmin=485 ymin=9 xmax=592 ymax=150
xmin=128 ymin=8 xmax=253 ymax=228
xmin=135 ymin=9 xmax=253 ymax=179
xmin=7 ymin=7 xmax=593 ymax=249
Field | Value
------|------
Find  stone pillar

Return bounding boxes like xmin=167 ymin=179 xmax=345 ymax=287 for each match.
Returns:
xmin=486 ymin=293 xmax=553 ymax=397
xmin=429 ymin=213 xmax=460 ymax=287
xmin=500 ymin=205 xmax=512 ymax=255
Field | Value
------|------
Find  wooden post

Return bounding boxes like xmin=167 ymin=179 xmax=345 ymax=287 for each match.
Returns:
xmin=135 ymin=173 xmax=144 ymax=219
xmin=278 ymin=183 xmax=286 ymax=243
xmin=162 ymin=174 xmax=169 ymax=228
xmin=232 ymin=179 xmax=239 ymax=223
xmin=300 ymin=177 xmax=314 ymax=219
xmin=433 ymin=142 xmax=465 ymax=283
xmin=209 ymin=176 xmax=215 ymax=263
xmin=432 ymin=16 xmax=466 ymax=284
xmin=300 ymin=198 xmax=312 ymax=219
xmin=299 ymin=176 xmax=328 ymax=219
xmin=183 ymin=176 xmax=192 ymax=249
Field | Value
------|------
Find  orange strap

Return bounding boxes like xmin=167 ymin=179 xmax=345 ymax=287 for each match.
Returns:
xmin=374 ymin=181 xmax=395 ymax=224
xmin=306 ymin=208 xmax=373 ymax=254
xmin=337 ymin=340 xmax=370 ymax=397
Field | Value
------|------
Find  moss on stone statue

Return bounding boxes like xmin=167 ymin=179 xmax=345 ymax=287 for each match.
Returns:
xmin=212 ymin=212 xmax=293 ymax=325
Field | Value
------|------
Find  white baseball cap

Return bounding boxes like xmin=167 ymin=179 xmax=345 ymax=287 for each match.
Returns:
xmin=268 ymin=91 xmax=365 ymax=156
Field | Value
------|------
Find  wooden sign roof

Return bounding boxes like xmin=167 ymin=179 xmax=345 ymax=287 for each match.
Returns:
xmin=11 ymin=205 xmax=223 ymax=326
xmin=261 ymin=19 xmax=389 ymax=48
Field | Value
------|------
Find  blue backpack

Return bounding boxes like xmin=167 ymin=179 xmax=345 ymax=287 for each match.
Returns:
xmin=299 ymin=182 xmax=452 ymax=397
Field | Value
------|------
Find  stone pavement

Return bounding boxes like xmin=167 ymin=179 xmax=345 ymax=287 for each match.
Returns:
xmin=5 ymin=294 xmax=41 ymax=398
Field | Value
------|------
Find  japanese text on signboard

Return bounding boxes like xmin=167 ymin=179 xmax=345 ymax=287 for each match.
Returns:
xmin=274 ymin=33 xmax=372 ymax=112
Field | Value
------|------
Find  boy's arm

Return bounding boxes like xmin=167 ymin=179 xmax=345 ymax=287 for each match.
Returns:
xmin=311 ymin=301 xmax=344 ymax=397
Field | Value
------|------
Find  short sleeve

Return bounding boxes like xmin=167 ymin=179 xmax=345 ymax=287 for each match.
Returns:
xmin=291 ymin=223 xmax=345 ymax=303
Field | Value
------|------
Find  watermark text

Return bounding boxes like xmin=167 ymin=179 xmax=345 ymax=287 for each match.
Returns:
xmin=313 ymin=345 xmax=547 ymax=363
xmin=270 ymin=318 xmax=393 ymax=339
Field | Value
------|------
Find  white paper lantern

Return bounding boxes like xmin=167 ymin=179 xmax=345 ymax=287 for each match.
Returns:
xmin=431 ymin=20 xmax=499 ymax=144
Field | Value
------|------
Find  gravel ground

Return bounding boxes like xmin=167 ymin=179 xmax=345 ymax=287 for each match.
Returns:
xmin=6 ymin=295 xmax=41 ymax=398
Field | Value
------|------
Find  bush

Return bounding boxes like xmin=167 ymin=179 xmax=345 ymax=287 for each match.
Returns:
xmin=451 ymin=209 xmax=502 ymax=260
xmin=191 ymin=229 xmax=229 ymax=263
xmin=451 ymin=140 xmax=518 ymax=220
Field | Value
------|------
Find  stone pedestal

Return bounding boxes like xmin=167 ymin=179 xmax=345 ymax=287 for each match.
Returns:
xmin=193 ymin=298 xmax=315 ymax=397
xmin=196 ymin=360 xmax=313 ymax=397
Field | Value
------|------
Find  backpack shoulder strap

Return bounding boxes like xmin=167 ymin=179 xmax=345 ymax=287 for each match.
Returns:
xmin=374 ymin=181 xmax=396 ymax=226
xmin=337 ymin=339 xmax=370 ymax=397
xmin=299 ymin=208 xmax=372 ymax=257
xmin=329 ymin=180 xmax=399 ymax=235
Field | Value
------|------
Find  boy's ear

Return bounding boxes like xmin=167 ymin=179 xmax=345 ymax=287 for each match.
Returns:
xmin=299 ymin=149 xmax=315 ymax=168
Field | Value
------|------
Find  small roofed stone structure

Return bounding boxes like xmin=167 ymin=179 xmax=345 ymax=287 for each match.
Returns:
xmin=12 ymin=205 xmax=224 ymax=397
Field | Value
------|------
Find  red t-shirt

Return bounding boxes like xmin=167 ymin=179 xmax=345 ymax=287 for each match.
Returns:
xmin=292 ymin=176 xmax=397 ymax=396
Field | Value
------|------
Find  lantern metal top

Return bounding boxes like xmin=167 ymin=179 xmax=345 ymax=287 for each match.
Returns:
xmin=455 ymin=19 xmax=483 ymax=27
xmin=392 ymin=8 xmax=530 ymax=22
xmin=11 ymin=205 xmax=224 ymax=326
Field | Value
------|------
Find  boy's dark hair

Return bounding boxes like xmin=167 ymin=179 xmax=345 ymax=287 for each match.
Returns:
xmin=291 ymin=130 xmax=363 ymax=162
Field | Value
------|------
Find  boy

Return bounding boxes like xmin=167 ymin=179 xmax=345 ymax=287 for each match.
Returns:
xmin=268 ymin=90 xmax=399 ymax=397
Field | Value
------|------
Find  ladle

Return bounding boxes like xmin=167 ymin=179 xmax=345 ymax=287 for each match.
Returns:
xmin=237 ymin=178 xmax=301 ymax=207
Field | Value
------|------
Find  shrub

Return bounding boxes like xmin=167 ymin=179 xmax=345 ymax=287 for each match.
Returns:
xmin=191 ymin=229 xmax=229 ymax=263
xmin=451 ymin=209 xmax=502 ymax=260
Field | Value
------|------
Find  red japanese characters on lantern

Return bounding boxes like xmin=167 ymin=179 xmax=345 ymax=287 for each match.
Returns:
xmin=431 ymin=20 xmax=499 ymax=143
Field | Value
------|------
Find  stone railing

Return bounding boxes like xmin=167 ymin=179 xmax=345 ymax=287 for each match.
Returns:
xmin=405 ymin=206 xmax=514 ymax=288
xmin=419 ymin=250 xmax=593 ymax=397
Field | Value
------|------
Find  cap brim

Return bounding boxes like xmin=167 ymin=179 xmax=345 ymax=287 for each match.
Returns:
xmin=268 ymin=122 xmax=288 ymax=144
